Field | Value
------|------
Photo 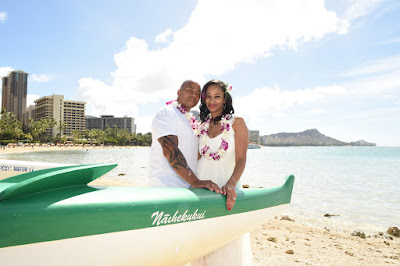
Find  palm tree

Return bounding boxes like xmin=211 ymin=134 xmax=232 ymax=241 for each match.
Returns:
xmin=0 ymin=109 xmax=24 ymax=143
xmin=27 ymin=118 xmax=56 ymax=143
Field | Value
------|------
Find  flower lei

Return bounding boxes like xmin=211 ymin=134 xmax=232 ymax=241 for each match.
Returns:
xmin=199 ymin=114 xmax=231 ymax=160
xmin=166 ymin=100 xmax=199 ymax=136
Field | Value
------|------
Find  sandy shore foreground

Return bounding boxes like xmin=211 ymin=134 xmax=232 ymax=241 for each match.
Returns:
xmin=250 ymin=218 xmax=399 ymax=265
xmin=2 ymin=146 xmax=399 ymax=265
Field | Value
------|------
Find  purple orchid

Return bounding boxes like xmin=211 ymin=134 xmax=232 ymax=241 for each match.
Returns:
xmin=220 ymin=139 xmax=229 ymax=151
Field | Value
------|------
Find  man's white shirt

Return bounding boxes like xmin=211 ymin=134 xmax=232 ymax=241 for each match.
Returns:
xmin=148 ymin=104 xmax=198 ymax=188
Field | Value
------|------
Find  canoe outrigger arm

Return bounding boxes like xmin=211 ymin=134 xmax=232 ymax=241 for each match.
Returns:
xmin=0 ymin=163 xmax=118 ymax=201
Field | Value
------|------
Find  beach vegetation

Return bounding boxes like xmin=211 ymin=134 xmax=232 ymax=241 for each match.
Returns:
xmin=0 ymin=110 xmax=152 ymax=146
xmin=27 ymin=118 xmax=57 ymax=142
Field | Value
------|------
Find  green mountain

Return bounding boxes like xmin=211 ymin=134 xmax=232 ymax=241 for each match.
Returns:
xmin=261 ymin=129 xmax=375 ymax=146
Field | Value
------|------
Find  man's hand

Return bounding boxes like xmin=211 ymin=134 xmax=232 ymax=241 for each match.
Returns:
xmin=191 ymin=180 xmax=223 ymax=194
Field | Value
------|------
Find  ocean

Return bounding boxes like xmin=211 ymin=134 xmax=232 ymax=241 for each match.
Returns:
xmin=2 ymin=146 xmax=399 ymax=234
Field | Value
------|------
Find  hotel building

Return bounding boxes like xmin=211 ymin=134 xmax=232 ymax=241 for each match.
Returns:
xmin=34 ymin=95 xmax=86 ymax=137
xmin=23 ymin=105 xmax=35 ymax=126
xmin=1 ymin=70 xmax=28 ymax=122
xmin=86 ymin=115 xmax=136 ymax=134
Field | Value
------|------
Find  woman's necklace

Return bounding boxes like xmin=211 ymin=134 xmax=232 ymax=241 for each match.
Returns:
xmin=199 ymin=114 xmax=231 ymax=161
xmin=166 ymin=100 xmax=199 ymax=136
xmin=211 ymin=120 xmax=220 ymax=128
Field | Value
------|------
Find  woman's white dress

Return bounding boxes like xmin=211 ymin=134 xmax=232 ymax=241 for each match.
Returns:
xmin=192 ymin=115 xmax=253 ymax=266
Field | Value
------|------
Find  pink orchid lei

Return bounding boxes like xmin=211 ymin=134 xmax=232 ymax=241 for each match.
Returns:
xmin=199 ymin=114 xmax=230 ymax=160
xmin=166 ymin=100 xmax=199 ymax=136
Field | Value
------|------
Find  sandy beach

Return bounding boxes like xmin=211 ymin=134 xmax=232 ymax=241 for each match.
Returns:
xmin=0 ymin=144 xmax=138 ymax=155
xmin=1 ymin=146 xmax=399 ymax=265
xmin=250 ymin=217 xmax=399 ymax=265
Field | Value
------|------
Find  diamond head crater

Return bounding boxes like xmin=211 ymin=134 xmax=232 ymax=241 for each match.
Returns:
xmin=260 ymin=129 xmax=376 ymax=146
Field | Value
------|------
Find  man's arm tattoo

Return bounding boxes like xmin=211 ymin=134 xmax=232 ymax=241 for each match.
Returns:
xmin=158 ymin=135 xmax=190 ymax=172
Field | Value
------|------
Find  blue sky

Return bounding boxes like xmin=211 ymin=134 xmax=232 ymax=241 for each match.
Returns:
xmin=1 ymin=0 xmax=399 ymax=146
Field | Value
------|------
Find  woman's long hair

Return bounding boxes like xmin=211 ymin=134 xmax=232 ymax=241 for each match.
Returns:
xmin=199 ymin=79 xmax=234 ymax=123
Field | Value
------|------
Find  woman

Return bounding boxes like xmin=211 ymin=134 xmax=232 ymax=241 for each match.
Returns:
xmin=192 ymin=80 xmax=252 ymax=265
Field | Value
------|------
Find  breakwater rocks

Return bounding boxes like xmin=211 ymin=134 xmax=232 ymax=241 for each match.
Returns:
xmin=324 ymin=213 xmax=340 ymax=217
xmin=388 ymin=226 xmax=400 ymax=237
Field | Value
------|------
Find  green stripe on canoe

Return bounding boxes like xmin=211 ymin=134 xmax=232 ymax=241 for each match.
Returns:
xmin=0 ymin=174 xmax=294 ymax=248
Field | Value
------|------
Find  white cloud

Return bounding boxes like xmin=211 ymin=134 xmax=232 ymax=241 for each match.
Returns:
xmin=27 ymin=94 xmax=40 ymax=106
xmin=343 ymin=0 xmax=385 ymax=21
xmin=30 ymin=74 xmax=51 ymax=83
xmin=0 ymin=66 xmax=14 ymax=78
xmin=155 ymin=28 xmax=173 ymax=43
xmin=77 ymin=0 xmax=348 ymax=129
xmin=337 ymin=55 xmax=400 ymax=77
xmin=134 ymin=115 xmax=154 ymax=134
xmin=234 ymin=84 xmax=349 ymax=117
xmin=338 ymin=55 xmax=400 ymax=95
xmin=0 ymin=11 xmax=7 ymax=23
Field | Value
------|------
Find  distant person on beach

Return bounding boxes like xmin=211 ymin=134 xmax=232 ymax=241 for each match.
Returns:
xmin=148 ymin=80 xmax=222 ymax=193
xmin=191 ymin=79 xmax=252 ymax=265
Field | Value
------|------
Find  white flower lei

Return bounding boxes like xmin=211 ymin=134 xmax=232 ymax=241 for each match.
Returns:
xmin=166 ymin=100 xmax=199 ymax=136
xmin=199 ymin=114 xmax=231 ymax=161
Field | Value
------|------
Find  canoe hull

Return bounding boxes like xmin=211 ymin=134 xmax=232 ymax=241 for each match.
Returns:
xmin=0 ymin=204 xmax=288 ymax=265
xmin=0 ymin=164 xmax=294 ymax=265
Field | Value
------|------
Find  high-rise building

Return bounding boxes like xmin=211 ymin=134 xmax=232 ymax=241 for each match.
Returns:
xmin=34 ymin=95 xmax=86 ymax=137
xmin=23 ymin=104 xmax=35 ymax=126
xmin=1 ymin=70 xmax=29 ymax=122
xmin=86 ymin=115 xmax=136 ymax=134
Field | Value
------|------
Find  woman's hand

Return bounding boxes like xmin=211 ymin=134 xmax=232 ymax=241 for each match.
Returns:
xmin=222 ymin=182 xmax=237 ymax=211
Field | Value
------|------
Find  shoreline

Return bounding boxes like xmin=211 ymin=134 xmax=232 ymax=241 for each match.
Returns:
xmin=1 ymin=147 xmax=399 ymax=264
xmin=0 ymin=144 xmax=142 ymax=156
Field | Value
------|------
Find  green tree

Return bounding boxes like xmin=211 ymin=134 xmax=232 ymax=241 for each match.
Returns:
xmin=27 ymin=118 xmax=57 ymax=143
xmin=71 ymin=129 xmax=83 ymax=144
xmin=0 ymin=109 xmax=24 ymax=143
xmin=91 ymin=129 xmax=106 ymax=145
xmin=60 ymin=135 xmax=68 ymax=144
xmin=55 ymin=120 xmax=67 ymax=141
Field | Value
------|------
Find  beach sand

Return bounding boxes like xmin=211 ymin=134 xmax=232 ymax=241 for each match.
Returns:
xmin=250 ymin=218 xmax=399 ymax=265
xmin=0 ymin=144 xmax=137 ymax=155
xmin=1 ymin=146 xmax=399 ymax=265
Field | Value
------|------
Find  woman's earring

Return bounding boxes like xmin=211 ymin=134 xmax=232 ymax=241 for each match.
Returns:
xmin=224 ymin=104 xmax=226 ymax=109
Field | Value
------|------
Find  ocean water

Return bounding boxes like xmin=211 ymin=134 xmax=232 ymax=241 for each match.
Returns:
xmin=2 ymin=146 xmax=399 ymax=233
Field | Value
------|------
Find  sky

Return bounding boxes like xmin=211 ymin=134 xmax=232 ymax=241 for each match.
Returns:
xmin=1 ymin=0 xmax=399 ymax=146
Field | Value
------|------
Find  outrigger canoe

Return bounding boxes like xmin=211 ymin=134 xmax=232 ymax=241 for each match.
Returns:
xmin=0 ymin=163 xmax=294 ymax=265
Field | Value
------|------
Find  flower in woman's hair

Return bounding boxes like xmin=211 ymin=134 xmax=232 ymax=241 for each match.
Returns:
xmin=225 ymin=83 xmax=233 ymax=95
